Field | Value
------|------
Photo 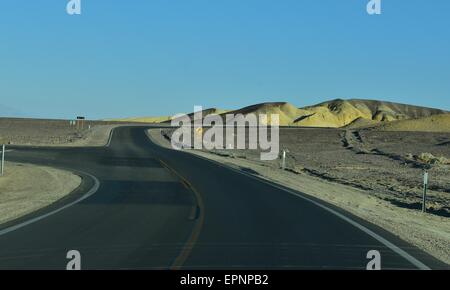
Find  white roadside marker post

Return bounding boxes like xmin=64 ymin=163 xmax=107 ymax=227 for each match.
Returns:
xmin=281 ymin=150 xmax=286 ymax=170
xmin=422 ymin=170 xmax=428 ymax=213
xmin=1 ymin=144 xmax=5 ymax=176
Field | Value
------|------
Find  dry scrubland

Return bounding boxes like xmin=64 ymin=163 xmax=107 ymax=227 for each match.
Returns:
xmin=0 ymin=162 xmax=81 ymax=225
xmin=205 ymin=129 xmax=450 ymax=215
xmin=0 ymin=118 xmax=119 ymax=146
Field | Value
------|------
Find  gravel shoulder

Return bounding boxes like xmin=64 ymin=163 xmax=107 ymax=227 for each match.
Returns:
xmin=0 ymin=162 xmax=82 ymax=225
xmin=147 ymin=128 xmax=450 ymax=266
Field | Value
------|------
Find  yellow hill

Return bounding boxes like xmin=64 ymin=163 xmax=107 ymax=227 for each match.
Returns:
xmin=293 ymin=99 xmax=446 ymax=128
xmin=109 ymin=99 xmax=447 ymax=128
xmin=220 ymin=99 xmax=446 ymax=127
xmin=169 ymin=108 xmax=230 ymax=123
xmin=225 ymin=102 xmax=301 ymax=126
xmin=370 ymin=113 xmax=450 ymax=132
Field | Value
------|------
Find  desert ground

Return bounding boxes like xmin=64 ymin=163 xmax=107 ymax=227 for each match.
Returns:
xmin=0 ymin=118 xmax=121 ymax=147
xmin=0 ymin=162 xmax=81 ymax=225
xmin=202 ymin=128 xmax=450 ymax=216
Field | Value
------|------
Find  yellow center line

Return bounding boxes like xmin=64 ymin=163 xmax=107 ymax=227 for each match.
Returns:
xmin=158 ymin=159 xmax=205 ymax=270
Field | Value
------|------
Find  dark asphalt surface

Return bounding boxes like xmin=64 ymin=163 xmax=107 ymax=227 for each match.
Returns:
xmin=0 ymin=126 xmax=446 ymax=269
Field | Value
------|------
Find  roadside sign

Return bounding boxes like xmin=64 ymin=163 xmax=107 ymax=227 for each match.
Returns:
xmin=76 ymin=116 xmax=86 ymax=130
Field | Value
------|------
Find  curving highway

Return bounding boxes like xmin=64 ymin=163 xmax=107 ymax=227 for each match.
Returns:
xmin=0 ymin=126 xmax=446 ymax=269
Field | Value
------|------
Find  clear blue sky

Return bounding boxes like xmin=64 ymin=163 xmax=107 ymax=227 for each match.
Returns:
xmin=1 ymin=0 xmax=449 ymax=119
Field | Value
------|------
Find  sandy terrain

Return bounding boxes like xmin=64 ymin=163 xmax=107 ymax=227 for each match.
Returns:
xmin=148 ymin=128 xmax=450 ymax=265
xmin=0 ymin=162 xmax=81 ymax=225
xmin=0 ymin=118 xmax=118 ymax=147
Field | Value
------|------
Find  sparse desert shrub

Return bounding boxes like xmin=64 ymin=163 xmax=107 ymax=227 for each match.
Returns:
xmin=418 ymin=153 xmax=435 ymax=163
xmin=415 ymin=152 xmax=450 ymax=165
xmin=405 ymin=153 xmax=414 ymax=160
xmin=434 ymin=156 xmax=450 ymax=165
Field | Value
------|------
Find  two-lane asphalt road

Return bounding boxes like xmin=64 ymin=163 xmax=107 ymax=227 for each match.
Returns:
xmin=0 ymin=126 xmax=446 ymax=269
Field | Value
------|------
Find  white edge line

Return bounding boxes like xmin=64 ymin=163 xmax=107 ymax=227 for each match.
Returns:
xmin=105 ymin=127 xmax=115 ymax=147
xmin=145 ymin=129 xmax=431 ymax=270
xmin=0 ymin=171 xmax=100 ymax=237
xmin=193 ymin=153 xmax=431 ymax=270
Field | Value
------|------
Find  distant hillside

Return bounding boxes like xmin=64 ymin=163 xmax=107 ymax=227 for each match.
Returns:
xmin=224 ymin=102 xmax=300 ymax=126
xmin=110 ymin=99 xmax=449 ymax=129
xmin=292 ymin=99 xmax=447 ymax=128
xmin=369 ymin=113 xmax=450 ymax=132
xmin=221 ymin=99 xmax=447 ymax=127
